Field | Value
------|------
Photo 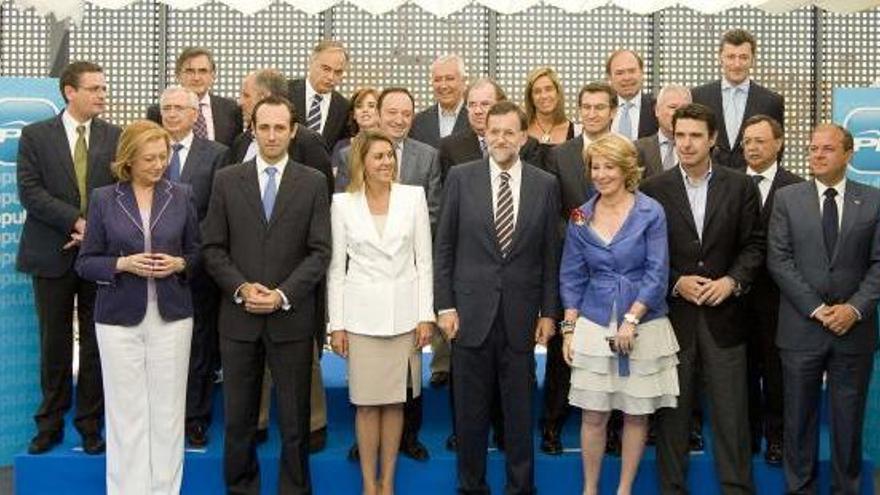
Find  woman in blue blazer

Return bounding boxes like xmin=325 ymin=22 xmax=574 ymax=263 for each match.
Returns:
xmin=76 ymin=120 xmax=199 ymax=495
xmin=559 ymin=133 xmax=678 ymax=495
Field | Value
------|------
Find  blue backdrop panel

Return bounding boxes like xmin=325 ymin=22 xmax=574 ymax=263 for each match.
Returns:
xmin=0 ymin=77 xmax=63 ymax=465
xmin=833 ymin=86 xmax=880 ymax=462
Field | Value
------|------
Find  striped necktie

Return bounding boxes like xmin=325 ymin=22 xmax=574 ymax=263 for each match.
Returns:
xmin=306 ymin=93 xmax=323 ymax=132
xmin=193 ymin=103 xmax=208 ymax=139
xmin=495 ymin=171 xmax=514 ymax=257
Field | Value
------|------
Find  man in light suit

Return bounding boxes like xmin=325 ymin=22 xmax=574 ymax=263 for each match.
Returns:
xmin=768 ymin=124 xmax=880 ymax=494
xmin=692 ymin=29 xmax=784 ymax=170
xmin=540 ymin=81 xmax=616 ymax=455
xmin=435 ymin=100 xmax=560 ymax=495
xmin=410 ymin=54 xmax=470 ymax=149
xmin=635 ymin=84 xmax=692 ymax=179
xmin=232 ymin=68 xmax=333 ymax=450
xmin=159 ymin=85 xmax=229 ymax=448
xmin=641 ymin=103 xmax=763 ymax=495
xmin=739 ymin=114 xmax=803 ymax=465
xmin=202 ymin=95 xmax=331 ymax=495
xmin=147 ymin=47 xmax=242 ymax=147
xmin=606 ymin=49 xmax=658 ymax=140
xmin=17 ymin=61 xmax=121 ymax=455
xmin=342 ymin=87 xmax=441 ymax=461
xmin=288 ymin=40 xmax=351 ymax=152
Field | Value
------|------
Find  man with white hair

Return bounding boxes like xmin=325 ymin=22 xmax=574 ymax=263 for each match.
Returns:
xmin=635 ymin=84 xmax=692 ymax=179
xmin=410 ymin=54 xmax=470 ymax=150
xmin=159 ymin=85 xmax=229 ymax=447
xmin=288 ymin=40 xmax=351 ymax=151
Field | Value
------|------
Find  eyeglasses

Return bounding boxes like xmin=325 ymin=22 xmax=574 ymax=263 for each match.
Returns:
xmin=160 ymin=104 xmax=196 ymax=114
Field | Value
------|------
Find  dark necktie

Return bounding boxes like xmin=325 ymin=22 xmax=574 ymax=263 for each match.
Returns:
xmin=166 ymin=143 xmax=183 ymax=182
xmin=751 ymin=174 xmax=764 ymax=207
xmin=495 ymin=171 xmax=514 ymax=257
xmin=193 ymin=103 xmax=208 ymax=139
xmin=822 ymin=188 xmax=839 ymax=258
xmin=306 ymin=94 xmax=323 ymax=132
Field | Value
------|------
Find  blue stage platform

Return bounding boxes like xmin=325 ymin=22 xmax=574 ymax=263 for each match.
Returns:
xmin=14 ymin=352 xmax=874 ymax=494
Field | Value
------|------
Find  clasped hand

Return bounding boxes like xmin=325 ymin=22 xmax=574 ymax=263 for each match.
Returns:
xmin=677 ymin=275 xmax=735 ymax=306
xmin=118 ymin=252 xmax=184 ymax=279
xmin=239 ymin=282 xmax=282 ymax=314
xmin=814 ymin=304 xmax=858 ymax=336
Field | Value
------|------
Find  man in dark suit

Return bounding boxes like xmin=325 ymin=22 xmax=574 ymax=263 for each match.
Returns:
xmin=739 ymin=115 xmax=803 ymax=466
xmin=435 ymin=101 xmax=560 ymax=495
xmin=16 ymin=61 xmax=121 ymax=455
xmin=641 ymin=103 xmax=763 ymax=495
xmin=410 ymin=54 xmax=469 ymax=149
xmin=202 ymin=96 xmax=331 ymax=495
xmin=768 ymin=124 xmax=880 ymax=494
xmin=540 ymin=81 xmax=616 ymax=455
xmin=288 ymin=40 xmax=351 ymax=152
xmin=605 ymin=49 xmax=658 ymax=140
xmin=635 ymin=84 xmax=692 ymax=179
xmin=437 ymin=78 xmax=542 ymax=182
xmin=159 ymin=85 xmax=229 ymax=448
xmin=147 ymin=47 xmax=242 ymax=147
xmin=691 ymin=29 xmax=784 ymax=170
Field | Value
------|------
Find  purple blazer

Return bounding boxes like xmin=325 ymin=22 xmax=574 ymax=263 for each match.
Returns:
xmin=75 ymin=180 xmax=200 ymax=326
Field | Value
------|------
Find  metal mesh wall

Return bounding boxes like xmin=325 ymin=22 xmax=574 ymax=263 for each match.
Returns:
xmin=68 ymin=0 xmax=160 ymax=125
xmin=0 ymin=0 xmax=49 ymax=77
xmin=496 ymin=4 xmax=653 ymax=121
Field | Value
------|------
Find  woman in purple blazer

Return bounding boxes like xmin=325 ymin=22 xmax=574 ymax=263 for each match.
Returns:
xmin=76 ymin=120 xmax=199 ymax=495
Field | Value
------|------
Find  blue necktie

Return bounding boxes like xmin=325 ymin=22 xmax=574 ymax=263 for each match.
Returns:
xmin=618 ymin=101 xmax=633 ymax=140
xmin=822 ymin=188 xmax=838 ymax=258
xmin=262 ymin=167 xmax=278 ymax=221
xmin=306 ymin=94 xmax=323 ymax=132
xmin=167 ymin=143 xmax=183 ymax=182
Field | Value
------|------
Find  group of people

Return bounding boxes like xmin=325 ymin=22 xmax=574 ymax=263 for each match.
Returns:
xmin=14 ymin=27 xmax=880 ymax=495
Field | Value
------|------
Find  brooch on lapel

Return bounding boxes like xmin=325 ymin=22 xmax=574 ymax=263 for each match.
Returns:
xmin=570 ymin=208 xmax=587 ymax=226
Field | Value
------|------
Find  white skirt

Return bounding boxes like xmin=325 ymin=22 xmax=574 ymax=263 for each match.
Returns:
xmin=568 ymin=315 xmax=680 ymax=415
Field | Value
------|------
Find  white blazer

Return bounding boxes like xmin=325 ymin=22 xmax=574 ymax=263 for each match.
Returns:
xmin=328 ymin=184 xmax=435 ymax=336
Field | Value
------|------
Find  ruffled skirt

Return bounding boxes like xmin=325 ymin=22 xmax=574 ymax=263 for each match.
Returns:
xmin=568 ymin=315 xmax=680 ymax=415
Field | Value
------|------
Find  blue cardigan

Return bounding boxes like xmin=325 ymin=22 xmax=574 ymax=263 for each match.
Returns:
xmin=559 ymin=191 xmax=669 ymax=326
xmin=76 ymin=180 xmax=200 ymax=326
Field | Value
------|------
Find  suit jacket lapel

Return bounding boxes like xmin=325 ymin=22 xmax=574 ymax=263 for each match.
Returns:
xmin=711 ymin=82 xmax=732 ymax=150
xmin=87 ymin=119 xmax=108 ymax=181
xmin=381 ymin=185 xmax=405 ymax=252
xmin=738 ymin=84 xmax=761 ymax=149
xmin=239 ymin=160 xmax=267 ymax=226
xmin=801 ymin=181 xmax=829 ymax=264
xmin=114 ymin=182 xmax=145 ymax=236
xmin=51 ymin=116 xmax=78 ymax=191
xmin=703 ymin=168 xmax=726 ymax=233
xmin=354 ymin=189 xmax=382 ymax=247
xmin=180 ymin=139 xmax=202 ymax=183
xmin=646 ymin=137 xmax=662 ymax=175
xmin=471 ymin=161 xmax=499 ymax=256
xmin=453 ymin=105 xmax=469 ymax=134
xmin=426 ymin=106 xmax=440 ymax=140
xmin=565 ymin=136 xmax=589 ymax=198
xmin=510 ymin=165 xmax=537 ymax=255
xmin=667 ymin=170 xmax=700 ymax=240
xmin=833 ymin=183 xmax=862 ymax=263
xmin=400 ymin=139 xmax=416 ymax=184
xmin=267 ymin=160 xmax=298 ymax=229
xmin=149 ymin=180 xmax=173 ymax=231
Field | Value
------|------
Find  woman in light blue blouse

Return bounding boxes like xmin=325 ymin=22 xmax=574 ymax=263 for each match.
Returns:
xmin=559 ymin=133 xmax=679 ymax=495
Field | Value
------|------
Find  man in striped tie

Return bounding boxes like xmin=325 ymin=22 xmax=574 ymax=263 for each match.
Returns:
xmin=288 ymin=40 xmax=351 ymax=152
xmin=434 ymin=100 xmax=561 ymax=495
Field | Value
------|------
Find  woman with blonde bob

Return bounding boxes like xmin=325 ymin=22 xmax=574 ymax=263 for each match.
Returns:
xmin=524 ymin=66 xmax=574 ymax=145
xmin=328 ymin=130 xmax=434 ymax=495
xmin=76 ymin=120 xmax=200 ymax=495
xmin=559 ymin=133 xmax=679 ymax=495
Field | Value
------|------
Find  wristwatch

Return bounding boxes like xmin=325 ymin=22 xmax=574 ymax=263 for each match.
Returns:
xmin=623 ymin=313 xmax=640 ymax=325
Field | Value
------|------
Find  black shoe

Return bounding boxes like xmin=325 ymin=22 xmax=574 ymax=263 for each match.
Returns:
xmin=348 ymin=442 xmax=360 ymax=461
xmin=186 ymin=422 xmax=208 ymax=448
xmin=82 ymin=433 xmax=105 ymax=455
xmin=255 ymin=428 xmax=268 ymax=445
xmin=28 ymin=430 xmax=62 ymax=455
xmin=400 ymin=436 xmax=429 ymax=461
xmin=688 ymin=427 xmax=704 ymax=452
xmin=605 ymin=428 xmax=621 ymax=457
xmin=309 ymin=427 xmax=327 ymax=453
xmin=430 ymin=371 xmax=450 ymax=388
xmin=540 ymin=427 xmax=563 ymax=455
xmin=764 ymin=441 xmax=783 ymax=466
xmin=445 ymin=433 xmax=457 ymax=452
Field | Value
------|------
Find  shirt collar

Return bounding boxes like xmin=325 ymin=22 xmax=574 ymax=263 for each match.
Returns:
xmin=721 ymin=78 xmax=751 ymax=93
xmin=256 ymin=153 xmax=289 ymax=177
xmin=489 ymin=157 xmax=523 ymax=183
xmin=658 ymin=132 xmax=672 ymax=146
xmin=679 ymin=161 xmax=713 ymax=186
xmin=198 ymin=92 xmax=210 ymax=106
xmin=746 ymin=161 xmax=777 ymax=182
xmin=439 ymin=100 xmax=463 ymax=117
xmin=617 ymin=91 xmax=642 ymax=109
xmin=62 ymin=109 xmax=92 ymax=132
xmin=816 ymin=177 xmax=846 ymax=199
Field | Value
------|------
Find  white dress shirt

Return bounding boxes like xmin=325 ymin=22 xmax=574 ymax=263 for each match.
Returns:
xmin=745 ymin=161 xmax=778 ymax=206
xmin=305 ymin=79 xmax=331 ymax=133
xmin=198 ymin=92 xmax=215 ymax=141
xmin=438 ymin=100 xmax=463 ymax=139
xmin=171 ymin=132 xmax=195 ymax=175
xmin=490 ymin=157 xmax=523 ymax=228
xmin=612 ymin=91 xmax=642 ymax=140
xmin=62 ymin=110 xmax=92 ymax=160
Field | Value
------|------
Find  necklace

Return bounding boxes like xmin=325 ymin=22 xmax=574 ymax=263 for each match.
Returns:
xmin=535 ymin=119 xmax=559 ymax=144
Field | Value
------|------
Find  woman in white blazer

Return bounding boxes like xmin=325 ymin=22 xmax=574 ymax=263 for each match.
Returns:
xmin=328 ymin=130 xmax=434 ymax=495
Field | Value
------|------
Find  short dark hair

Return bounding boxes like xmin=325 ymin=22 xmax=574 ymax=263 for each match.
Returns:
xmin=812 ymin=123 xmax=854 ymax=152
xmin=464 ymin=78 xmax=507 ymax=104
xmin=720 ymin=29 xmax=757 ymax=56
xmin=251 ymin=95 xmax=297 ymax=129
xmin=175 ymin=47 xmax=216 ymax=75
xmin=577 ymin=82 xmax=618 ymax=110
xmin=486 ymin=101 xmax=528 ymax=131
xmin=604 ymin=49 xmax=645 ymax=76
xmin=59 ymin=61 xmax=103 ymax=102
xmin=347 ymin=87 xmax=380 ymax=136
xmin=742 ymin=114 xmax=783 ymax=140
xmin=377 ymin=87 xmax=415 ymax=112
xmin=672 ymin=103 xmax=717 ymax=137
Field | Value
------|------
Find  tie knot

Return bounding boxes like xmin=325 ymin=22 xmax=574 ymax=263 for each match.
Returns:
xmin=265 ymin=166 xmax=278 ymax=177
xmin=824 ymin=188 xmax=838 ymax=199
xmin=500 ymin=171 xmax=510 ymax=183
xmin=172 ymin=143 xmax=184 ymax=152
xmin=76 ymin=125 xmax=86 ymax=136
xmin=313 ymin=93 xmax=323 ymax=103
xmin=751 ymin=174 xmax=764 ymax=185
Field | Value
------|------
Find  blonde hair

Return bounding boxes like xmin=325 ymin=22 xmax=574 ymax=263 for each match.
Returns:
xmin=584 ymin=133 xmax=642 ymax=192
xmin=524 ymin=66 xmax=567 ymax=126
xmin=111 ymin=120 xmax=170 ymax=181
xmin=346 ymin=130 xmax=398 ymax=193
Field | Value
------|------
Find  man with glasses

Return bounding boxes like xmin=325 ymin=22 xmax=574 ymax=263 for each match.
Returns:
xmin=147 ymin=47 xmax=242 ymax=147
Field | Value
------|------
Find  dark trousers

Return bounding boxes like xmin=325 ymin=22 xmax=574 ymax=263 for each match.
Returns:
xmin=540 ymin=331 xmax=571 ymax=432
xmin=449 ymin=347 xmax=505 ymax=441
xmin=32 ymin=272 xmax=103 ymax=436
xmin=403 ymin=386 xmax=422 ymax=442
xmin=780 ymin=347 xmax=873 ymax=495
xmin=453 ymin=314 xmax=535 ymax=495
xmin=185 ymin=268 xmax=220 ymax=427
xmin=656 ymin=313 xmax=753 ymax=495
xmin=745 ymin=296 xmax=784 ymax=447
xmin=221 ymin=334 xmax=312 ymax=495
